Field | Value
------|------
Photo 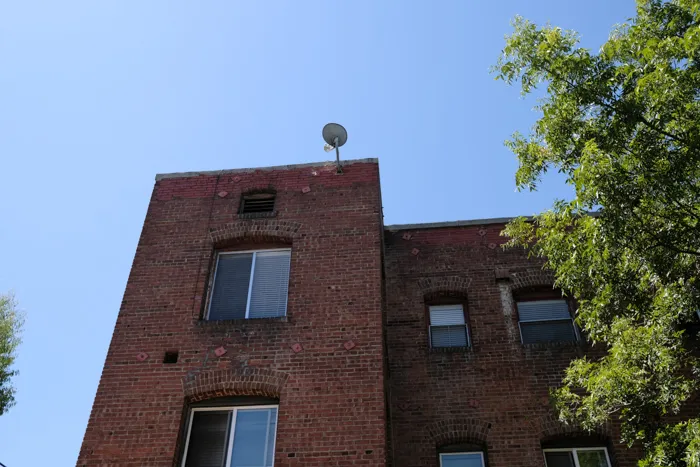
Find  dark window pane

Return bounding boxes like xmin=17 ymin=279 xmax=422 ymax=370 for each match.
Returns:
xmin=577 ymin=450 xmax=609 ymax=467
xmin=209 ymin=253 xmax=253 ymax=320
xmin=544 ymin=451 xmax=576 ymax=467
xmin=184 ymin=411 xmax=231 ymax=467
xmin=520 ymin=320 xmax=577 ymax=344
xmin=230 ymin=408 xmax=277 ymax=467
xmin=431 ymin=326 xmax=468 ymax=348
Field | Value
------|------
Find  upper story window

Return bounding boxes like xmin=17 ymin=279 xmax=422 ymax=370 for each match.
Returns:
xmin=543 ymin=447 xmax=611 ymax=467
xmin=439 ymin=452 xmax=485 ymax=467
xmin=182 ymin=405 xmax=278 ymax=467
xmin=429 ymin=304 xmax=469 ymax=348
xmin=516 ymin=294 xmax=577 ymax=345
xmin=240 ymin=192 xmax=276 ymax=214
xmin=207 ymin=249 xmax=291 ymax=320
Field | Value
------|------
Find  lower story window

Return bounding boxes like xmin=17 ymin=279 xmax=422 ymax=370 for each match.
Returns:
xmin=543 ymin=447 xmax=611 ymax=467
xmin=183 ymin=405 xmax=278 ymax=467
xmin=439 ymin=452 xmax=485 ymax=467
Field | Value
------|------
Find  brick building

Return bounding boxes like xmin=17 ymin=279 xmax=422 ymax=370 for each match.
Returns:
xmin=78 ymin=158 xmax=637 ymax=467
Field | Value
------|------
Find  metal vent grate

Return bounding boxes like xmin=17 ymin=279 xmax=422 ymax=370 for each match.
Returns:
xmin=240 ymin=193 xmax=275 ymax=214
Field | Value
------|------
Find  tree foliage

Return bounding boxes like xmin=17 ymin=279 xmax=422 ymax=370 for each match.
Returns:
xmin=0 ymin=292 xmax=23 ymax=415
xmin=493 ymin=1 xmax=700 ymax=465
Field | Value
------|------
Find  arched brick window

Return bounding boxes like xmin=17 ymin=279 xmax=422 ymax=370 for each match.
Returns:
xmin=513 ymin=287 xmax=578 ymax=345
xmin=541 ymin=434 xmax=613 ymax=467
xmin=180 ymin=396 xmax=279 ymax=467
xmin=438 ymin=442 xmax=487 ymax=466
xmin=205 ymin=246 xmax=291 ymax=320
xmin=424 ymin=291 xmax=471 ymax=349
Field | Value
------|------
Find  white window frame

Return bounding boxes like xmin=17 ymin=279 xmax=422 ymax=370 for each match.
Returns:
xmin=439 ymin=451 xmax=485 ymax=466
xmin=516 ymin=299 xmax=580 ymax=344
xmin=428 ymin=304 xmax=470 ymax=348
xmin=181 ymin=404 xmax=279 ymax=467
xmin=542 ymin=447 xmax=611 ymax=467
xmin=206 ymin=248 xmax=291 ymax=320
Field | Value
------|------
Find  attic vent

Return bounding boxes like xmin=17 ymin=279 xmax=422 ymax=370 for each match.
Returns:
xmin=240 ymin=193 xmax=275 ymax=214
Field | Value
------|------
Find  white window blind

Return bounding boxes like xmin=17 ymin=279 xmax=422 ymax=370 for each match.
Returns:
xmin=208 ymin=249 xmax=291 ymax=320
xmin=439 ymin=452 xmax=485 ymax=467
xmin=183 ymin=406 xmax=278 ymax=467
xmin=429 ymin=305 xmax=469 ymax=348
xmin=517 ymin=299 xmax=577 ymax=344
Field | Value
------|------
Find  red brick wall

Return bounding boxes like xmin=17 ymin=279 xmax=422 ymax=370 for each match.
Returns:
xmin=79 ymin=157 xmax=649 ymax=467
xmin=383 ymin=224 xmax=640 ymax=467
xmin=78 ymin=160 xmax=388 ymax=466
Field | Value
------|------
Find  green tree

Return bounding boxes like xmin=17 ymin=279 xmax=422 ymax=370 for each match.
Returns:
xmin=492 ymin=1 xmax=700 ymax=465
xmin=0 ymin=293 xmax=23 ymax=415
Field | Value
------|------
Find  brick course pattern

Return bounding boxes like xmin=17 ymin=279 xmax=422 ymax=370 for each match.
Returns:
xmin=79 ymin=159 xmax=647 ymax=466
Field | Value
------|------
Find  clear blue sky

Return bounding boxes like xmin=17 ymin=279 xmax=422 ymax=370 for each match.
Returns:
xmin=0 ymin=1 xmax=634 ymax=465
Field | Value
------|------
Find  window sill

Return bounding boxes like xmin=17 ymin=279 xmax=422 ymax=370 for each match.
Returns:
xmin=429 ymin=346 xmax=472 ymax=353
xmin=197 ymin=316 xmax=289 ymax=327
xmin=522 ymin=340 xmax=581 ymax=350
xmin=237 ymin=211 xmax=277 ymax=219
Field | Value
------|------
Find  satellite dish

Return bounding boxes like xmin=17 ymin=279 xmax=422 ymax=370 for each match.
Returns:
xmin=322 ymin=123 xmax=347 ymax=174
xmin=322 ymin=123 xmax=348 ymax=148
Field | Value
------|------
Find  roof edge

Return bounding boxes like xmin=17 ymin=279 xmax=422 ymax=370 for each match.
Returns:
xmin=384 ymin=216 xmax=531 ymax=231
xmin=155 ymin=158 xmax=379 ymax=181
xmin=385 ymin=211 xmax=599 ymax=231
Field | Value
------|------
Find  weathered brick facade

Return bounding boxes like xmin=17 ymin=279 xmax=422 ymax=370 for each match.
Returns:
xmin=383 ymin=224 xmax=640 ymax=467
xmin=78 ymin=159 xmax=642 ymax=466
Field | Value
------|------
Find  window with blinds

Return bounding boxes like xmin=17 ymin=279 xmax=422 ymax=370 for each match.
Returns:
xmin=183 ymin=406 xmax=278 ymax=467
xmin=517 ymin=299 xmax=577 ymax=344
xmin=208 ymin=249 xmax=291 ymax=320
xmin=439 ymin=452 xmax=485 ymax=467
xmin=543 ymin=447 xmax=611 ymax=467
xmin=429 ymin=304 xmax=469 ymax=348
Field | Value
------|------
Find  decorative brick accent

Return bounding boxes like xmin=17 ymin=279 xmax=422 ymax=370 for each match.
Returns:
xmin=417 ymin=275 xmax=472 ymax=296
xmin=214 ymin=346 xmax=227 ymax=357
xmin=183 ymin=368 xmax=289 ymax=402
xmin=426 ymin=417 xmax=492 ymax=446
xmin=343 ymin=340 xmax=356 ymax=350
xmin=510 ymin=269 xmax=556 ymax=291
xmin=494 ymin=267 xmax=510 ymax=280
xmin=411 ymin=248 xmax=420 ymax=256
xmin=208 ymin=220 xmax=302 ymax=246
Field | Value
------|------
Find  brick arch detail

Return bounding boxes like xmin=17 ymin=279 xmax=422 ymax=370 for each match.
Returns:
xmin=425 ymin=418 xmax=492 ymax=446
xmin=418 ymin=276 xmax=472 ymax=297
xmin=510 ymin=269 xmax=556 ymax=291
xmin=208 ymin=220 xmax=302 ymax=246
xmin=534 ymin=412 xmax=613 ymax=441
xmin=183 ymin=368 xmax=289 ymax=402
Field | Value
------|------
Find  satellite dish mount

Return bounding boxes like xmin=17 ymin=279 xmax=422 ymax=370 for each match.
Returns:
xmin=322 ymin=123 xmax=348 ymax=174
